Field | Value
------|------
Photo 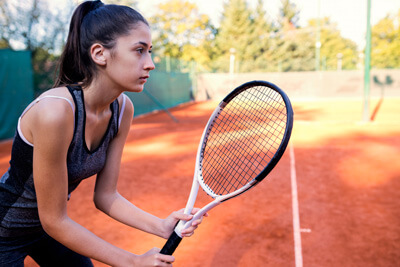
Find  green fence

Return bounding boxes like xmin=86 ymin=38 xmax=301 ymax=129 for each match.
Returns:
xmin=0 ymin=49 xmax=34 ymax=140
xmin=125 ymin=71 xmax=192 ymax=117
xmin=0 ymin=51 xmax=193 ymax=140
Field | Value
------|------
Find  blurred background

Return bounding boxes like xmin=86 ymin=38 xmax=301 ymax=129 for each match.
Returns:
xmin=1 ymin=0 xmax=399 ymax=139
xmin=1 ymin=2 xmax=400 ymax=266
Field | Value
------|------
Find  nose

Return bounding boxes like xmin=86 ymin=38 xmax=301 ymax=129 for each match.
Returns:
xmin=145 ymin=55 xmax=155 ymax=71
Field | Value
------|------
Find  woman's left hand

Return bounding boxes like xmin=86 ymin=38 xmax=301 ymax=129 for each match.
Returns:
xmin=162 ymin=208 xmax=208 ymax=238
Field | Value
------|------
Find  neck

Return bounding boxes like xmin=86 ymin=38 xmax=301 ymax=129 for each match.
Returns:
xmin=82 ymin=78 xmax=121 ymax=114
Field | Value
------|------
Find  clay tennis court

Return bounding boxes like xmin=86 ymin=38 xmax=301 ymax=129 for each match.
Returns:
xmin=0 ymin=97 xmax=399 ymax=266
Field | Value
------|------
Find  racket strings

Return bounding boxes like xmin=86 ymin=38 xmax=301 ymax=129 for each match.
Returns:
xmin=201 ymin=86 xmax=288 ymax=196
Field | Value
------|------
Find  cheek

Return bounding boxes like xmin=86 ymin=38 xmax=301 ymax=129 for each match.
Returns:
xmin=109 ymin=59 xmax=145 ymax=91
xmin=110 ymin=58 xmax=137 ymax=79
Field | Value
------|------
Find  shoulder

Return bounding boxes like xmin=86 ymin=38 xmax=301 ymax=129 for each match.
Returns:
xmin=32 ymin=100 xmax=74 ymax=135
xmin=40 ymin=87 xmax=74 ymax=103
xmin=117 ymin=93 xmax=134 ymax=117
xmin=29 ymin=88 xmax=75 ymax=144
xmin=115 ymin=94 xmax=133 ymax=135
xmin=34 ymin=87 xmax=75 ymax=123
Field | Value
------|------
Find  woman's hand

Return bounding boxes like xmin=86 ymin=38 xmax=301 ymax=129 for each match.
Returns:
xmin=162 ymin=208 xmax=208 ymax=238
xmin=133 ymin=248 xmax=175 ymax=266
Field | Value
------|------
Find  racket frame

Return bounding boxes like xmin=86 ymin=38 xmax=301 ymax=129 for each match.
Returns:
xmin=161 ymin=80 xmax=293 ymax=254
xmin=173 ymin=80 xmax=293 ymax=237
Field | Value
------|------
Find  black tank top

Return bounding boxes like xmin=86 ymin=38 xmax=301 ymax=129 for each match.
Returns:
xmin=0 ymin=85 xmax=122 ymax=237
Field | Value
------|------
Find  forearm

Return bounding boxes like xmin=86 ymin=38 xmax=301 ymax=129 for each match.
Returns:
xmin=43 ymin=215 xmax=135 ymax=266
xmin=95 ymin=192 xmax=167 ymax=238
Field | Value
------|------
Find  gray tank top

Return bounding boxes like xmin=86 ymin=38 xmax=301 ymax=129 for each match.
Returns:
xmin=0 ymin=85 xmax=125 ymax=237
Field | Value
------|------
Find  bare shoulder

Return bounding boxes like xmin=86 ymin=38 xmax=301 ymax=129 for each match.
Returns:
xmin=26 ymin=87 xmax=75 ymax=145
xmin=33 ymin=87 xmax=73 ymax=118
xmin=115 ymin=94 xmax=134 ymax=136
xmin=118 ymin=93 xmax=134 ymax=116
xmin=40 ymin=87 xmax=74 ymax=101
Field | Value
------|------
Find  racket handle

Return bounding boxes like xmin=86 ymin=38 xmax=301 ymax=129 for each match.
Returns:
xmin=160 ymin=231 xmax=182 ymax=255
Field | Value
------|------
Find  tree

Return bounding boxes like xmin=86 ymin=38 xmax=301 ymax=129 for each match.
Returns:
xmin=261 ymin=0 xmax=315 ymax=71
xmin=242 ymin=0 xmax=273 ymax=72
xmin=0 ymin=0 xmax=73 ymax=94
xmin=150 ymin=0 xmax=215 ymax=71
xmin=213 ymin=0 xmax=254 ymax=72
xmin=371 ymin=10 xmax=400 ymax=68
xmin=32 ymin=47 xmax=58 ymax=94
xmin=265 ymin=26 xmax=315 ymax=72
xmin=278 ymin=0 xmax=300 ymax=28
xmin=0 ymin=0 xmax=65 ymax=51
xmin=308 ymin=18 xmax=358 ymax=70
xmin=0 ymin=37 xmax=9 ymax=49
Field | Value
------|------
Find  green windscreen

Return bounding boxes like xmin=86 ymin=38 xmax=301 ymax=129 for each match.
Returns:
xmin=126 ymin=71 xmax=192 ymax=116
xmin=0 ymin=49 xmax=34 ymax=140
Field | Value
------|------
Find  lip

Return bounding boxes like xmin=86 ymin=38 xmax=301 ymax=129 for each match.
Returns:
xmin=139 ymin=75 xmax=149 ymax=84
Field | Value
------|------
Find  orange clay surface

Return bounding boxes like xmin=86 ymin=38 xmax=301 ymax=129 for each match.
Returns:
xmin=0 ymin=98 xmax=399 ymax=267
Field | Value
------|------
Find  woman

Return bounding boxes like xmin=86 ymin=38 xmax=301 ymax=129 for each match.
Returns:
xmin=0 ymin=1 xmax=204 ymax=266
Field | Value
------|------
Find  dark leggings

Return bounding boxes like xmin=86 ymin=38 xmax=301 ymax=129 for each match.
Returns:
xmin=0 ymin=231 xmax=93 ymax=267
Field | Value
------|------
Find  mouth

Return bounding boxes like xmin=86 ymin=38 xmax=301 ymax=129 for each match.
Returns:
xmin=139 ymin=75 xmax=149 ymax=83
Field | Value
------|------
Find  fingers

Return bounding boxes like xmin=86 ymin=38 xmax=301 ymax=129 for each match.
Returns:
xmin=190 ymin=208 xmax=209 ymax=217
xmin=173 ymin=207 xmax=209 ymax=237
xmin=175 ymin=208 xmax=209 ymax=226
xmin=155 ymin=252 xmax=175 ymax=266
xmin=173 ymin=211 xmax=193 ymax=222
xmin=181 ymin=221 xmax=197 ymax=236
xmin=141 ymin=248 xmax=175 ymax=266
xmin=180 ymin=217 xmax=204 ymax=236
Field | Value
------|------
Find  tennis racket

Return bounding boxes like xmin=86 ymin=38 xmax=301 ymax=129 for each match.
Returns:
xmin=160 ymin=80 xmax=294 ymax=255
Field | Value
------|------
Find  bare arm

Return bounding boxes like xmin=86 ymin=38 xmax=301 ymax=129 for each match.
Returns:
xmin=30 ymin=99 xmax=174 ymax=266
xmin=93 ymin=97 xmax=201 ymax=239
xmin=93 ymin=97 xmax=168 ymax=236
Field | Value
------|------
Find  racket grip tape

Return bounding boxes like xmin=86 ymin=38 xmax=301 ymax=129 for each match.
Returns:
xmin=160 ymin=231 xmax=182 ymax=255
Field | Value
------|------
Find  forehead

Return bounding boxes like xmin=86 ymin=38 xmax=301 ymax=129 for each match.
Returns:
xmin=117 ymin=22 xmax=152 ymax=46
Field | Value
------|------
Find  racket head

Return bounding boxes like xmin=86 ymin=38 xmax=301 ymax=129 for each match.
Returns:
xmin=197 ymin=80 xmax=293 ymax=199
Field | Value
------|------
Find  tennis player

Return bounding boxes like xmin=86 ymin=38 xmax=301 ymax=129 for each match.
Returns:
xmin=0 ymin=1 xmax=204 ymax=266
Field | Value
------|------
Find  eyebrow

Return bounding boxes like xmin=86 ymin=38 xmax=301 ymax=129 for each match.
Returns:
xmin=135 ymin=42 xmax=152 ymax=49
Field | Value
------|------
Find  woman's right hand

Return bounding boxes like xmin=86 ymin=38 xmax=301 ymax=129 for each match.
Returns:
xmin=133 ymin=248 xmax=175 ymax=266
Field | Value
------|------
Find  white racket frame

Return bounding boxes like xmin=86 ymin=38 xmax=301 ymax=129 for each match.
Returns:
xmin=173 ymin=104 xmax=259 ymax=237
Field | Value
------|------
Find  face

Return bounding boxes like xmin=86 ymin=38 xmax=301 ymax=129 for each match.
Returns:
xmin=103 ymin=22 xmax=155 ymax=93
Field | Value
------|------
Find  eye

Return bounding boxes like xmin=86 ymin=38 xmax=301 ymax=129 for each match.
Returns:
xmin=137 ymin=48 xmax=144 ymax=54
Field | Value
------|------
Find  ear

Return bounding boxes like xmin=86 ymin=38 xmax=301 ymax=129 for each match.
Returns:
xmin=90 ymin=43 xmax=107 ymax=66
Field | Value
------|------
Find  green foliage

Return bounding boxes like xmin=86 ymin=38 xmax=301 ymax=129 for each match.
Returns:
xmin=279 ymin=0 xmax=300 ymax=28
xmin=308 ymin=17 xmax=358 ymax=70
xmin=1 ymin=0 xmax=398 ymax=85
xmin=0 ymin=37 xmax=9 ymax=49
xmin=371 ymin=11 xmax=400 ymax=68
xmin=0 ymin=0 xmax=73 ymax=94
xmin=149 ymin=0 xmax=215 ymax=71
xmin=148 ymin=0 xmax=361 ymax=73
xmin=213 ymin=0 xmax=252 ymax=66
xmin=31 ymin=47 xmax=59 ymax=96
xmin=267 ymin=26 xmax=315 ymax=72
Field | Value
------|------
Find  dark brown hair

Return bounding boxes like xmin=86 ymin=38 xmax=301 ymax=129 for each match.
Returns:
xmin=53 ymin=0 xmax=148 ymax=87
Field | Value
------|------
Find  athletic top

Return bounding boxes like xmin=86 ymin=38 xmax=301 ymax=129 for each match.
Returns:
xmin=0 ymin=85 xmax=127 ymax=237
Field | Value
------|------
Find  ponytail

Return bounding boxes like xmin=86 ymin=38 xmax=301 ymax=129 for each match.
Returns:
xmin=54 ymin=0 xmax=148 ymax=88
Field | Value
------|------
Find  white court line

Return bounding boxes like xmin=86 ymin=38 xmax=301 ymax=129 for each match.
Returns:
xmin=290 ymin=143 xmax=303 ymax=267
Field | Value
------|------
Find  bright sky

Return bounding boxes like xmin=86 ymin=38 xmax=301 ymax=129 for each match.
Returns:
xmin=136 ymin=0 xmax=400 ymax=48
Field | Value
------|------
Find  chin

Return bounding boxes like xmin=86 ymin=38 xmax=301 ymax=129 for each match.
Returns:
xmin=126 ymin=85 xmax=144 ymax=93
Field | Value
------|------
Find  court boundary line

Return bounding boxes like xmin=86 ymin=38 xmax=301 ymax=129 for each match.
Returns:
xmin=290 ymin=142 xmax=303 ymax=267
